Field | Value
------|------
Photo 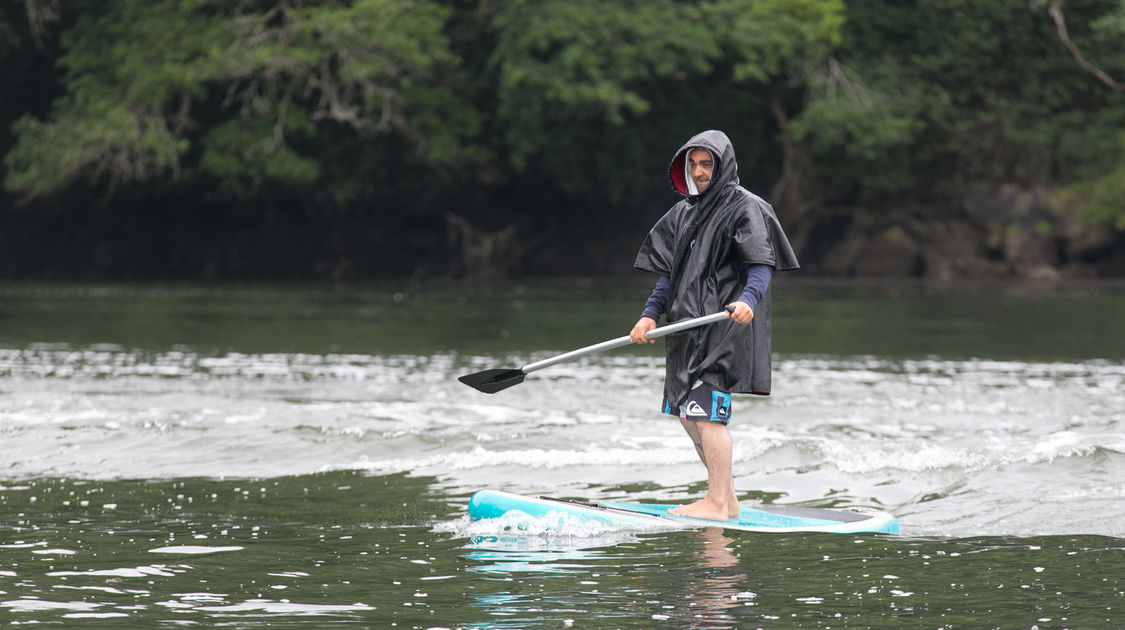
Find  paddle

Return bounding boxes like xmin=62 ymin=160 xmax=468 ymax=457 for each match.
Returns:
xmin=458 ymin=306 xmax=735 ymax=394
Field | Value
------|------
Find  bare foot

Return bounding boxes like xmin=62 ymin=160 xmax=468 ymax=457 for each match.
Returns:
xmin=669 ymin=497 xmax=732 ymax=522
xmin=728 ymin=492 xmax=742 ymax=519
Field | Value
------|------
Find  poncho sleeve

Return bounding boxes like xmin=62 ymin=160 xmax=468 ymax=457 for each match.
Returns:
xmin=633 ymin=204 xmax=684 ymax=276
xmin=732 ymin=205 xmax=776 ymax=267
xmin=733 ymin=193 xmax=801 ymax=271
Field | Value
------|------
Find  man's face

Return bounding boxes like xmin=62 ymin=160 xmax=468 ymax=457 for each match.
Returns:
xmin=688 ymin=148 xmax=713 ymax=193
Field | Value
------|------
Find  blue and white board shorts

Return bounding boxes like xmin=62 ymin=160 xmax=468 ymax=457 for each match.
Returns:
xmin=663 ymin=380 xmax=732 ymax=424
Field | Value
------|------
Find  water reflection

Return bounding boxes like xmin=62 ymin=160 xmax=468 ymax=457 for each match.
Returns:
xmin=460 ymin=523 xmax=760 ymax=628
xmin=462 ymin=529 xmax=641 ymax=626
xmin=465 ymin=540 xmax=608 ymax=575
xmin=674 ymin=528 xmax=751 ymax=629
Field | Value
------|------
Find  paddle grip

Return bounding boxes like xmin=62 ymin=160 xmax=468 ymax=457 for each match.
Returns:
xmin=520 ymin=309 xmax=732 ymax=375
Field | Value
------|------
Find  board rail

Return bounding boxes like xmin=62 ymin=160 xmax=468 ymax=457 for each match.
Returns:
xmin=468 ymin=490 xmax=900 ymax=535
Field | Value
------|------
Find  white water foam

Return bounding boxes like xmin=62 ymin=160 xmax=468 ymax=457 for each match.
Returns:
xmin=2 ymin=346 xmax=1122 ymax=534
xmin=436 ymin=513 xmax=660 ymax=560
xmin=149 ymin=545 xmax=244 ymax=555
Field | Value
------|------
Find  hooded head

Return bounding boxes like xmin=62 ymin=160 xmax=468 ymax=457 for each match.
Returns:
xmin=668 ymin=130 xmax=739 ymax=202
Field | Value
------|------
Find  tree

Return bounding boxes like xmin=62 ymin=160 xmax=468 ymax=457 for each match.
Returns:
xmin=790 ymin=0 xmax=1125 ymax=205
xmin=2 ymin=0 xmax=1122 ymax=279
xmin=4 ymin=0 xmax=479 ymax=201
xmin=1039 ymin=0 xmax=1125 ymax=228
xmin=482 ymin=0 xmax=846 ymax=203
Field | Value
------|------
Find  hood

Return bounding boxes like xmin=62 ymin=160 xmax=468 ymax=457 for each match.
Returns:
xmin=668 ymin=130 xmax=739 ymax=202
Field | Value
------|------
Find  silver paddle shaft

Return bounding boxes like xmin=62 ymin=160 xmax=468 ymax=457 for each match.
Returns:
xmin=520 ymin=310 xmax=731 ymax=375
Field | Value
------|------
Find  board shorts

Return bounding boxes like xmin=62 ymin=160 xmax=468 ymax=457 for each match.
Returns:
xmin=662 ymin=380 xmax=732 ymax=425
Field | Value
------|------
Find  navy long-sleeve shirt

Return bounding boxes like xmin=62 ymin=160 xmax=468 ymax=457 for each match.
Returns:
xmin=641 ymin=264 xmax=772 ymax=321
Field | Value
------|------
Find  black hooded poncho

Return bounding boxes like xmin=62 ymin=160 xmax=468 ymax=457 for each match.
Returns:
xmin=634 ymin=130 xmax=799 ymax=409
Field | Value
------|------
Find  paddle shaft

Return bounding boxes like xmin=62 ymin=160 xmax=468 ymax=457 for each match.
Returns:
xmin=520 ymin=309 xmax=732 ymax=375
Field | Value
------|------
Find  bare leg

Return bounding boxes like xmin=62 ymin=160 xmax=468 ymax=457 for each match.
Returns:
xmin=679 ymin=419 xmax=740 ymax=515
xmin=671 ymin=419 xmax=740 ymax=521
xmin=680 ymin=418 xmax=708 ymax=462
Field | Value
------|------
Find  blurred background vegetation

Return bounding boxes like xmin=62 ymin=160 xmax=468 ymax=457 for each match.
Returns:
xmin=1 ymin=0 xmax=1123 ymax=282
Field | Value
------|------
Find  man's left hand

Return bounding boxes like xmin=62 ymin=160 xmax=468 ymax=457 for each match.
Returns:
xmin=727 ymin=301 xmax=754 ymax=324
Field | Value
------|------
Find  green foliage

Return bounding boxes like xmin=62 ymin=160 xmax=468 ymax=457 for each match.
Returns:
xmin=4 ymin=0 xmax=476 ymax=200
xmin=489 ymin=0 xmax=716 ymax=165
xmin=3 ymin=0 xmax=1124 ymax=245
xmin=1089 ymin=0 xmax=1125 ymax=66
xmin=789 ymin=63 xmax=927 ymax=190
xmin=5 ymin=0 xmax=216 ymax=197
xmin=57 ymin=0 xmax=221 ymax=108
xmin=5 ymin=80 xmax=188 ymax=197
xmin=202 ymin=0 xmax=479 ymax=189
xmin=710 ymin=0 xmax=845 ymax=83
xmin=486 ymin=0 xmax=846 ymax=197
xmin=1060 ymin=132 xmax=1125 ymax=229
xmin=1077 ymin=2 xmax=1125 ymax=228
xmin=198 ymin=113 xmax=320 ymax=193
xmin=795 ymin=0 xmax=1125 ymax=210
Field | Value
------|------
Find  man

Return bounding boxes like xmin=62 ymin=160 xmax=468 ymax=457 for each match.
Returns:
xmin=630 ymin=130 xmax=799 ymax=522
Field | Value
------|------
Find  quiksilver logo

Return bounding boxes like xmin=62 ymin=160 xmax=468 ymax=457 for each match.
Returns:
xmin=686 ymin=401 xmax=707 ymax=417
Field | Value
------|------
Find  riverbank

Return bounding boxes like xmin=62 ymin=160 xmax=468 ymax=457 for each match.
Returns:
xmin=1 ymin=180 xmax=1121 ymax=283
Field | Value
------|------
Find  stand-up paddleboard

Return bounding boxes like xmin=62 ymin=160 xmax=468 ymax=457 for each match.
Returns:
xmin=468 ymin=490 xmax=899 ymax=535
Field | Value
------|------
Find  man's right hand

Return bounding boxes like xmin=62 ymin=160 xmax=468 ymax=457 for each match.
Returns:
xmin=630 ymin=317 xmax=658 ymax=344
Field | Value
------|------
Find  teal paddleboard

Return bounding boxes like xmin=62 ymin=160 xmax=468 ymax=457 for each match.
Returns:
xmin=467 ymin=490 xmax=899 ymax=534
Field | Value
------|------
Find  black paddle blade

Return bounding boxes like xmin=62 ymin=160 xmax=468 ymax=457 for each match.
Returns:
xmin=458 ymin=368 xmax=526 ymax=394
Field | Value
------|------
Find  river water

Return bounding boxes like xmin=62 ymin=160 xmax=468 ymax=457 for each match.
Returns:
xmin=1 ymin=280 xmax=1123 ymax=628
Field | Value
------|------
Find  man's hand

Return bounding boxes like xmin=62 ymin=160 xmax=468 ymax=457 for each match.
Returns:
xmin=727 ymin=301 xmax=754 ymax=325
xmin=630 ymin=317 xmax=658 ymax=344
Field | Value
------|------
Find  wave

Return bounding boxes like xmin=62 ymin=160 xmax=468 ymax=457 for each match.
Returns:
xmin=1 ymin=345 xmax=1121 ymax=538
